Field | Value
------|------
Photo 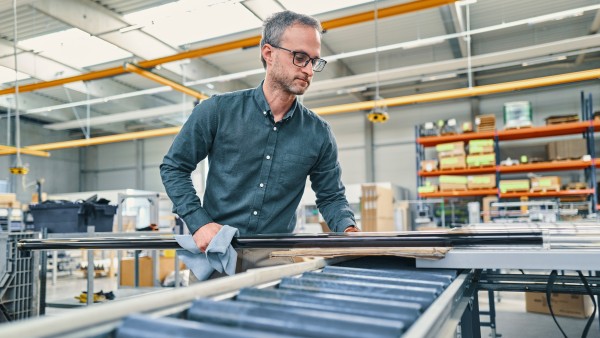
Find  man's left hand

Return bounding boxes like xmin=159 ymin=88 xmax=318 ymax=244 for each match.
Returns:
xmin=344 ymin=226 xmax=360 ymax=232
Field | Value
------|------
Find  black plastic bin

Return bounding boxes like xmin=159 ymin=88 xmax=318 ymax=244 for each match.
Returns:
xmin=30 ymin=201 xmax=117 ymax=233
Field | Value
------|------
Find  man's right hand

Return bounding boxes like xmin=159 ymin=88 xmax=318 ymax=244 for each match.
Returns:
xmin=192 ymin=222 xmax=222 ymax=252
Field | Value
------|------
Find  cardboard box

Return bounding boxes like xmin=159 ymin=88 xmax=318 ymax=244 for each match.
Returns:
xmin=547 ymin=139 xmax=587 ymax=160
xmin=420 ymin=160 xmax=438 ymax=172
xmin=526 ymin=292 xmax=594 ymax=319
xmin=0 ymin=193 xmax=16 ymax=204
xmin=436 ymin=141 xmax=465 ymax=158
xmin=361 ymin=184 xmax=394 ymax=232
xmin=531 ymin=176 xmax=561 ymax=192
xmin=418 ymin=185 xmax=438 ymax=194
xmin=120 ymin=256 xmax=185 ymax=287
xmin=32 ymin=192 xmax=48 ymax=203
xmin=439 ymin=176 xmax=467 ymax=191
xmin=499 ymin=179 xmax=530 ymax=193
xmin=467 ymin=153 xmax=496 ymax=167
xmin=439 ymin=155 xmax=466 ymax=170
xmin=467 ymin=174 xmax=496 ymax=189
xmin=482 ymin=195 xmax=498 ymax=223
xmin=468 ymin=139 xmax=495 ymax=154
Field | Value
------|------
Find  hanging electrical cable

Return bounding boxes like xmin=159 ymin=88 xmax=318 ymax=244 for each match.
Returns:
xmin=367 ymin=0 xmax=390 ymax=123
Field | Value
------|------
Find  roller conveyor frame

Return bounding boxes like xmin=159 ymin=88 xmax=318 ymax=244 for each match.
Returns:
xmin=0 ymin=257 xmax=476 ymax=338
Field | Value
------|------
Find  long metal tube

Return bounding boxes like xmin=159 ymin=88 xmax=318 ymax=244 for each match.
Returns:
xmin=18 ymin=231 xmax=544 ymax=251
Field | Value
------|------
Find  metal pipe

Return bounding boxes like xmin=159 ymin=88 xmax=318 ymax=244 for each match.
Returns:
xmin=17 ymin=231 xmax=545 ymax=251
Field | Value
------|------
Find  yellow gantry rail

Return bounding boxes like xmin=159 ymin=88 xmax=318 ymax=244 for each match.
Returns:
xmin=124 ymin=63 xmax=208 ymax=100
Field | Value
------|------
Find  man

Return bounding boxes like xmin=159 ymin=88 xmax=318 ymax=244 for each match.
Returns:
xmin=160 ymin=10 xmax=357 ymax=269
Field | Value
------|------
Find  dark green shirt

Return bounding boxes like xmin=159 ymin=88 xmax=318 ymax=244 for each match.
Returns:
xmin=160 ymin=82 xmax=355 ymax=235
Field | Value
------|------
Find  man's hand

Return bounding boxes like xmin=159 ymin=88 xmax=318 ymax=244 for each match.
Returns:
xmin=344 ymin=225 xmax=360 ymax=233
xmin=192 ymin=222 xmax=222 ymax=252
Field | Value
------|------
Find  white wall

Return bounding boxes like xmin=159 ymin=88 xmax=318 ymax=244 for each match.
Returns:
xmin=0 ymin=118 xmax=80 ymax=202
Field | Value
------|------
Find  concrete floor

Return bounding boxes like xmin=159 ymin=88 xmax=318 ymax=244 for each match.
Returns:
xmin=42 ymin=274 xmax=600 ymax=337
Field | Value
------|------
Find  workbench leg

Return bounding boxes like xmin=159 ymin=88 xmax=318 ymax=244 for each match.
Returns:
xmin=460 ymin=292 xmax=482 ymax=338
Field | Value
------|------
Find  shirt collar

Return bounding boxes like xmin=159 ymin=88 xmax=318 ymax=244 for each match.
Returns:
xmin=253 ymin=81 xmax=299 ymax=122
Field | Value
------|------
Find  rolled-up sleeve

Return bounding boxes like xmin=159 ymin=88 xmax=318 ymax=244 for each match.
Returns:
xmin=160 ymin=98 xmax=218 ymax=234
xmin=309 ymin=125 xmax=355 ymax=232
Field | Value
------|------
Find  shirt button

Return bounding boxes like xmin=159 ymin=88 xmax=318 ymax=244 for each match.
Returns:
xmin=273 ymin=126 xmax=277 ymax=131
xmin=259 ymin=183 xmax=264 ymax=188
xmin=253 ymin=211 xmax=258 ymax=216
xmin=266 ymin=155 xmax=271 ymax=160
xmin=263 ymin=111 xmax=267 ymax=115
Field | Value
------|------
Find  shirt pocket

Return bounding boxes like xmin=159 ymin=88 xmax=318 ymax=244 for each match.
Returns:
xmin=278 ymin=153 xmax=316 ymax=189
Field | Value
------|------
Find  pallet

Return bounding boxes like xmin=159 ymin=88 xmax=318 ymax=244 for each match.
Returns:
xmin=565 ymin=182 xmax=588 ymax=190
xmin=476 ymin=114 xmax=496 ymax=133
xmin=500 ymin=188 xmax=529 ymax=193
xmin=545 ymin=115 xmax=579 ymax=125
xmin=467 ymin=186 xmax=497 ymax=190
xmin=530 ymin=187 xmax=560 ymax=193
xmin=467 ymin=163 xmax=495 ymax=168
xmin=439 ymin=187 xmax=468 ymax=192
xmin=504 ymin=125 xmax=532 ymax=130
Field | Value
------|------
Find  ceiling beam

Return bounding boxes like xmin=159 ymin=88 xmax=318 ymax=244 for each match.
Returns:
xmin=575 ymin=9 xmax=600 ymax=65
xmin=0 ymin=0 xmax=457 ymax=97
xmin=124 ymin=63 xmax=208 ymax=100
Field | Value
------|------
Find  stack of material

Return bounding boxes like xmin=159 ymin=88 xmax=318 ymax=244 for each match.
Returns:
xmin=0 ymin=193 xmax=19 ymax=209
xmin=467 ymin=174 xmax=496 ymax=189
xmin=530 ymin=176 xmax=561 ymax=192
xmin=547 ymin=139 xmax=587 ymax=161
xmin=436 ymin=141 xmax=466 ymax=170
xmin=475 ymin=114 xmax=496 ymax=132
xmin=545 ymin=114 xmax=579 ymax=125
xmin=499 ymin=179 xmax=530 ymax=193
xmin=439 ymin=175 xmax=467 ymax=192
xmin=360 ymin=184 xmax=395 ymax=232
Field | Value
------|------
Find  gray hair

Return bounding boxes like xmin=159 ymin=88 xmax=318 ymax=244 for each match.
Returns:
xmin=260 ymin=10 xmax=322 ymax=69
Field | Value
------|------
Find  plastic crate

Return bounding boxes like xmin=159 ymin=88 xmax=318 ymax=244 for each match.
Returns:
xmin=30 ymin=202 xmax=117 ymax=233
xmin=0 ymin=233 xmax=39 ymax=322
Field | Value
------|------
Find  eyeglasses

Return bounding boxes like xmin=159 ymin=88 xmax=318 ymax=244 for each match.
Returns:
xmin=270 ymin=44 xmax=327 ymax=72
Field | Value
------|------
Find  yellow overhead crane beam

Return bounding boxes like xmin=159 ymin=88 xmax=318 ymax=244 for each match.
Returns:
xmin=0 ymin=67 xmax=597 ymax=154
xmin=0 ymin=0 xmax=456 ymax=96
xmin=124 ymin=63 xmax=208 ymax=100
xmin=0 ymin=145 xmax=50 ymax=157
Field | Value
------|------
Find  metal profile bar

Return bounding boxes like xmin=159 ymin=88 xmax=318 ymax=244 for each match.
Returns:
xmin=0 ymin=0 xmax=454 ymax=97
xmin=0 ymin=257 xmax=342 ymax=338
xmin=17 ymin=231 xmax=545 ymax=251
xmin=124 ymin=63 xmax=208 ymax=100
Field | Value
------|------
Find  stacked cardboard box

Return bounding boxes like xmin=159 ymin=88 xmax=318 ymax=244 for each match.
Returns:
xmin=526 ymin=292 xmax=594 ymax=318
xmin=467 ymin=174 xmax=496 ymax=189
xmin=547 ymin=139 xmax=587 ymax=160
xmin=530 ymin=176 xmax=561 ymax=192
xmin=499 ymin=179 xmax=530 ymax=193
xmin=436 ymin=141 xmax=466 ymax=170
xmin=0 ymin=193 xmax=18 ymax=208
xmin=120 ymin=256 xmax=185 ymax=287
xmin=467 ymin=154 xmax=496 ymax=168
xmin=468 ymin=139 xmax=494 ymax=154
xmin=360 ymin=184 xmax=395 ymax=232
xmin=439 ymin=175 xmax=467 ymax=191
xmin=418 ymin=181 xmax=437 ymax=194
xmin=420 ymin=160 xmax=438 ymax=172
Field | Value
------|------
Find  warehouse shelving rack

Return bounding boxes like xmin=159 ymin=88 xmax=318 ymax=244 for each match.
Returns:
xmin=415 ymin=91 xmax=598 ymax=213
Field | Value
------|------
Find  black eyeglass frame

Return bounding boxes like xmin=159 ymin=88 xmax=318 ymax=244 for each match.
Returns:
xmin=269 ymin=44 xmax=327 ymax=72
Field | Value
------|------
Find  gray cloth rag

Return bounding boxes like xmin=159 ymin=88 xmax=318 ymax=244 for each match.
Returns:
xmin=175 ymin=225 xmax=239 ymax=281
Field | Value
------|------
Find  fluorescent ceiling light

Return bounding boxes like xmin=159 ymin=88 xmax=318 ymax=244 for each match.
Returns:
xmin=119 ymin=24 xmax=145 ymax=33
xmin=279 ymin=0 xmax=372 ymax=16
xmin=124 ymin=0 xmax=262 ymax=47
xmin=0 ymin=65 xmax=30 ymax=85
xmin=421 ymin=73 xmax=458 ymax=82
xmin=402 ymin=37 xmax=446 ymax=49
xmin=528 ymin=9 xmax=586 ymax=25
xmin=19 ymin=28 xmax=133 ymax=69
xmin=456 ymin=0 xmax=477 ymax=5
xmin=242 ymin=0 xmax=285 ymax=19
xmin=521 ymin=55 xmax=567 ymax=67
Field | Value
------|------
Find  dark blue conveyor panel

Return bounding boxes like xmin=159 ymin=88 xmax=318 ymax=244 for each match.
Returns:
xmin=116 ymin=264 xmax=458 ymax=338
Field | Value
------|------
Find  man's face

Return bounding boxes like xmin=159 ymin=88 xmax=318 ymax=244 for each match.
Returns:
xmin=269 ymin=24 xmax=321 ymax=96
